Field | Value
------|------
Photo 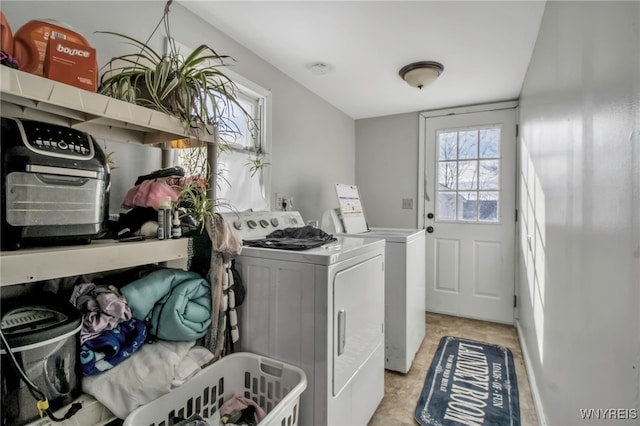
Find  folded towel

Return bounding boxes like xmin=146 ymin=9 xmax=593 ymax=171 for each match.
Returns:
xmin=121 ymin=269 xmax=211 ymax=341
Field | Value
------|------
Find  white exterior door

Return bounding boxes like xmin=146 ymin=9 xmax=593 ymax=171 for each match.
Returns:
xmin=420 ymin=105 xmax=517 ymax=324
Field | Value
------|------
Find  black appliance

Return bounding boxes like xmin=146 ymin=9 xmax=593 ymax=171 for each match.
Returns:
xmin=1 ymin=293 xmax=82 ymax=426
xmin=1 ymin=117 xmax=110 ymax=250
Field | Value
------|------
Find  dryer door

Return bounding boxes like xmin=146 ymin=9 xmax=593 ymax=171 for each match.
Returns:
xmin=332 ymin=253 xmax=384 ymax=396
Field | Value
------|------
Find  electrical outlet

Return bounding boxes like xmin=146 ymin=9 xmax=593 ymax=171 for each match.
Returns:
xmin=402 ymin=198 xmax=414 ymax=209
xmin=275 ymin=193 xmax=288 ymax=211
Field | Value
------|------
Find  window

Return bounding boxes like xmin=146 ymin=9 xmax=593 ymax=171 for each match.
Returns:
xmin=170 ymin=41 xmax=270 ymax=212
xmin=436 ymin=126 xmax=501 ymax=222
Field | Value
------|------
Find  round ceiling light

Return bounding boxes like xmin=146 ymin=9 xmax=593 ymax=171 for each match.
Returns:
xmin=399 ymin=61 xmax=444 ymax=89
xmin=309 ymin=62 xmax=332 ymax=75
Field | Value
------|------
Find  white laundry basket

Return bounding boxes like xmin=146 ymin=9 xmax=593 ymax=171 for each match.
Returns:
xmin=123 ymin=352 xmax=307 ymax=426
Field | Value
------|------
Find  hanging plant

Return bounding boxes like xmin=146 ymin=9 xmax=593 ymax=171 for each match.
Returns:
xmin=96 ymin=0 xmax=259 ymax=144
xmin=97 ymin=0 xmax=262 ymax=224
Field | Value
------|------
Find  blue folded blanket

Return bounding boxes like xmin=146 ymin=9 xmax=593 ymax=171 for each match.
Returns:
xmin=120 ymin=269 xmax=211 ymax=341
xmin=80 ymin=318 xmax=147 ymax=376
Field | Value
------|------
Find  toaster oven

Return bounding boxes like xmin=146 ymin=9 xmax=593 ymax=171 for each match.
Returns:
xmin=1 ymin=117 xmax=110 ymax=250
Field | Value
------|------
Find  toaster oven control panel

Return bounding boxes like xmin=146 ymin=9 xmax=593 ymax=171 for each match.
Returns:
xmin=19 ymin=119 xmax=94 ymax=159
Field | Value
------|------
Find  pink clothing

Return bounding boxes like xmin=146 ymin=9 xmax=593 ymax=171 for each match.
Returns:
xmin=220 ymin=394 xmax=266 ymax=423
xmin=122 ymin=179 xmax=180 ymax=210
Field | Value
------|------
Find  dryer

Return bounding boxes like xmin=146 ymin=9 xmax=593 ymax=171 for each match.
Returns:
xmin=222 ymin=211 xmax=386 ymax=426
xmin=332 ymin=223 xmax=425 ymax=374
xmin=321 ymin=183 xmax=426 ymax=374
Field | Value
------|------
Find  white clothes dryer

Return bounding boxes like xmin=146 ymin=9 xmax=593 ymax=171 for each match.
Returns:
xmin=322 ymin=193 xmax=426 ymax=374
xmin=221 ymin=211 xmax=386 ymax=426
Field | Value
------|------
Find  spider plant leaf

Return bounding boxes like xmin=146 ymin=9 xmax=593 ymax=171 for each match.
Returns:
xmin=159 ymin=76 xmax=181 ymax=101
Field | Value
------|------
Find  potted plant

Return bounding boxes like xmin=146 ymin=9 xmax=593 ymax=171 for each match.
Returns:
xmin=97 ymin=1 xmax=258 ymax=228
xmin=97 ymin=33 xmax=247 ymax=139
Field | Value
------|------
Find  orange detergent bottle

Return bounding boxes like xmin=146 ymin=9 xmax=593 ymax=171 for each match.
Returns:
xmin=13 ymin=19 xmax=92 ymax=76
xmin=0 ymin=12 xmax=13 ymax=56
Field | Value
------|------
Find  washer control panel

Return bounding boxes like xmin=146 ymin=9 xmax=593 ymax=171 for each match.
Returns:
xmin=221 ymin=211 xmax=305 ymax=240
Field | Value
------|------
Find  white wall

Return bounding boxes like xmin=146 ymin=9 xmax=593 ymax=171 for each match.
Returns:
xmin=355 ymin=112 xmax=420 ymax=228
xmin=1 ymin=1 xmax=355 ymax=223
xmin=517 ymin=2 xmax=640 ymax=424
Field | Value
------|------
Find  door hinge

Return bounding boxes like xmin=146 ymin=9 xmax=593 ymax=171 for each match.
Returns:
xmin=516 ymin=124 xmax=519 ymax=137
xmin=515 ymin=209 xmax=518 ymax=222
xmin=514 ymin=295 xmax=518 ymax=308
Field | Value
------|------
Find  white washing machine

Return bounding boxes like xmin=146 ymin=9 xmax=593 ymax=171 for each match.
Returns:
xmin=322 ymin=185 xmax=426 ymax=374
xmin=221 ymin=211 xmax=386 ymax=426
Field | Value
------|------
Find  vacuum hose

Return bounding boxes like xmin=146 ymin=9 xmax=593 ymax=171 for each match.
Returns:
xmin=0 ymin=329 xmax=82 ymax=422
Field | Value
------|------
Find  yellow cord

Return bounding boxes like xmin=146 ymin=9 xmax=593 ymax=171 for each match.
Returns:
xmin=37 ymin=399 xmax=49 ymax=418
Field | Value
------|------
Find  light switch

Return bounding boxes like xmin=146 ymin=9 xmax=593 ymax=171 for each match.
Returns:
xmin=402 ymin=198 xmax=413 ymax=209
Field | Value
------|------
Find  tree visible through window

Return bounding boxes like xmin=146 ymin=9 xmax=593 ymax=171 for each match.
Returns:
xmin=436 ymin=126 xmax=501 ymax=222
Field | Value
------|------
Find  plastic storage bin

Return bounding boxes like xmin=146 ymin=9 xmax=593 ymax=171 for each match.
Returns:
xmin=124 ymin=352 xmax=307 ymax=426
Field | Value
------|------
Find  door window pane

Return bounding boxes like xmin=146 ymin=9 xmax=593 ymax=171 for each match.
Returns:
xmin=457 ymin=161 xmax=478 ymax=190
xmin=438 ymin=132 xmax=458 ymax=160
xmin=479 ymin=160 xmax=500 ymax=189
xmin=480 ymin=128 xmax=500 ymax=158
xmin=458 ymin=191 xmax=478 ymax=221
xmin=435 ymin=126 xmax=501 ymax=223
xmin=479 ymin=192 xmax=499 ymax=222
xmin=437 ymin=192 xmax=457 ymax=220
xmin=439 ymin=162 xmax=457 ymax=190
xmin=458 ymin=130 xmax=478 ymax=159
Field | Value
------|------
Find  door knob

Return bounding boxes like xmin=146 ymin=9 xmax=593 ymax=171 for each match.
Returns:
xmin=427 ymin=212 xmax=434 ymax=219
xmin=426 ymin=226 xmax=434 ymax=233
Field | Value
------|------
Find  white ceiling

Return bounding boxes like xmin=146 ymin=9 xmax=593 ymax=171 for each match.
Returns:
xmin=180 ymin=1 xmax=546 ymax=120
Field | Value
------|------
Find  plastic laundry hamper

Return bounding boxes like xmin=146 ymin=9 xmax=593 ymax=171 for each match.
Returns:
xmin=123 ymin=352 xmax=307 ymax=426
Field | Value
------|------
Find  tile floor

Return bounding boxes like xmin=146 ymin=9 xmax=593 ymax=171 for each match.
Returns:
xmin=369 ymin=312 xmax=538 ymax=426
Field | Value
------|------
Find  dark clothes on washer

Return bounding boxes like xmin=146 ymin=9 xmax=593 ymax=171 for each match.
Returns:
xmin=242 ymin=225 xmax=336 ymax=250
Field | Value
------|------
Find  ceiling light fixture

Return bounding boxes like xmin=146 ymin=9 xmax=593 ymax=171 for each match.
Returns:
xmin=399 ymin=61 xmax=444 ymax=90
xmin=308 ymin=62 xmax=332 ymax=75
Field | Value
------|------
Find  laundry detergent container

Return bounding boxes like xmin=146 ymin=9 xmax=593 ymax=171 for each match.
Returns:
xmin=1 ymin=293 xmax=82 ymax=426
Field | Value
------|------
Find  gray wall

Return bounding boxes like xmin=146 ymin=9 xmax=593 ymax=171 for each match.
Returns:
xmin=1 ymin=1 xmax=355 ymax=223
xmin=517 ymin=2 xmax=640 ymax=424
xmin=355 ymin=112 xmax=420 ymax=228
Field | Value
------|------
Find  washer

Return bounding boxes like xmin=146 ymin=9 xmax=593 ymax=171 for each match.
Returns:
xmin=222 ymin=211 xmax=386 ymax=426
xmin=322 ymin=201 xmax=426 ymax=373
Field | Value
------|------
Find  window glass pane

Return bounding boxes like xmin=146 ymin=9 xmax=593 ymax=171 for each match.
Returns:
xmin=457 ymin=161 xmax=478 ymax=190
xmin=439 ymin=162 xmax=457 ymax=190
xmin=438 ymin=132 xmax=457 ymax=160
xmin=217 ymin=150 xmax=268 ymax=212
xmin=458 ymin=191 xmax=478 ymax=221
xmin=458 ymin=130 xmax=478 ymax=159
xmin=437 ymin=192 xmax=457 ymax=220
xmin=479 ymin=128 xmax=500 ymax=158
xmin=479 ymin=191 xmax=499 ymax=222
xmin=218 ymin=95 xmax=258 ymax=149
xmin=479 ymin=160 xmax=500 ymax=189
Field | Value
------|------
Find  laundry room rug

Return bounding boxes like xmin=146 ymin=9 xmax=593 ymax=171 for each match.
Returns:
xmin=414 ymin=336 xmax=520 ymax=426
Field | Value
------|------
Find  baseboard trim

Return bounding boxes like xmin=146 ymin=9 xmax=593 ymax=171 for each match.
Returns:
xmin=425 ymin=308 xmax=514 ymax=325
xmin=516 ymin=319 xmax=547 ymax=426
